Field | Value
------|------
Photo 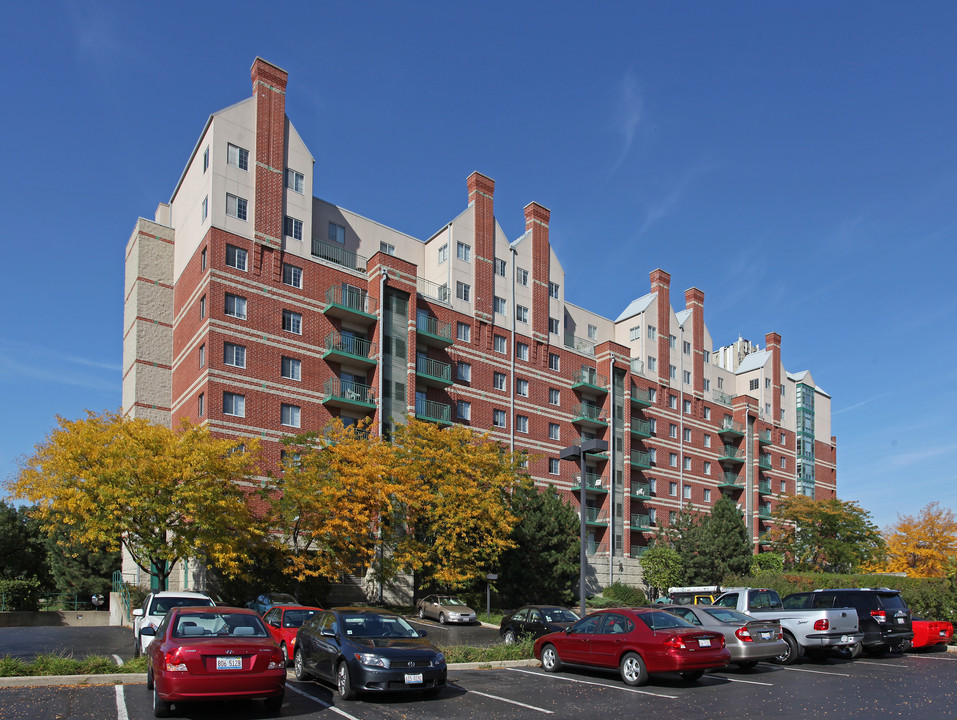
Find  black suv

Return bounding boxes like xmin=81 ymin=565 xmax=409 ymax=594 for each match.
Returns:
xmin=783 ymin=588 xmax=913 ymax=656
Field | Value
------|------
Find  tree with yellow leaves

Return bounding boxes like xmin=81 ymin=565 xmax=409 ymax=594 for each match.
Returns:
xmin=881 ymin=502 xmax=957 ymax=577
xmin=8 ymin=410 xmax=261 ymax=589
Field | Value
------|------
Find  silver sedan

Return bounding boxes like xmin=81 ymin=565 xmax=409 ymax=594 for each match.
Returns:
xmin=416 ymin=595 xmax=477 ymax=624
xmin=661 ymin=604 xmax=788 ymax=669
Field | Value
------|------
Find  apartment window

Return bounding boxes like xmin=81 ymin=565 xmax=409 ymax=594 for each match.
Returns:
xmin=704 ymin=462 xmax=712 ymax=476
xmin=766 ymin=378 xmax=772 ymax=389
xmin=224 ymin=293 xmax=246 ymax=319
xmin=649 ymin=478 xmax=657 ymax=494
xmin=683 ymin=370 xmax=691 ymax=385
xmin=493 ymin=409 xmax=506 ymax=428
xmin=516 ymin=343 xmax=529 ymax=361
xmin=437 ymin=244 xmax=449 ymax=264
xmin=629 ymin=326 xmax=640 ymax=341
xmin=549 ymin=353 xmax=560 ymax=370
xmin=328 ymin=222 xmax=345 ymax=244
xmin=780 ymin=433 xmax=786 ymax=445
xmin=516 ymin=305 xmax=529 ymax=323
xmin=281 ymin=404 xmax=301 ymax=428
xmin=647 ymin=325 xmax=656 ymax=340
xmin=669 ymin=334 xmax=677 ymax=348
xmin=669 ymin=453 xmax=678 ymax=467
xmin=201 ymin=195 xmax=208 ymax=221
xmin=549 ymin=458 xmax=560 ymax=475
xmin=683 ymin=484 xmax=691 ymax=499
xmin=648 ymin=418 xmax=657 ymax=433
xmin=223 ymin=391 xmax=245 ymax=417
xmin=781 ymin=480 xmax=787 ymax=492
xmin=516 ymin=378 xmax=529 ymax=397
xmin=587 ymin=324 xmax=598 ymax=340
xmin=494 ymin=335 xmax=506 ymax=353
xmin=201 ymin=247 xmax=207 ymax=271
xmin=647 ymin=356 xmax=656 ymax=372
xmin=516 ymin=268 xmax=529 ymax=286
xmin=718 ymin=377 xmax=724 ymax=389
xmin=669 ymin=511 xmax=677 ymax=524
xmin=703 ymin=407 xmax=711 ymax=420
xmin=457 ymin=401 xmax=471 ymax=421
xmin=549 ymin=388 xmax=560 ymax=405
xmin=703 ymin=434 xmax=712 ymax=448
xmin=456 ymin=282 xmax=471 ymax=301
xmin=494 ymin=296 xmax=506 ymax=315
xmin=516 ymin=415 xmax=529 ymax=433
xmin=683 ymin=399 xmax=692 ymax=414
xmin=495 ymin=258 xmax=506 ymax=276
xmin=669 ymin=482 xmax=677 ymax=496
xmin=493 ymin=372 xmax=506 ymax=390
xmin=282 ymin=264 xmax=303 ymax=288
xmin=669 ymin=424 xmax=678 ymax=439
xmin=282 ymin=309 xmax=302 ymax=334
xmin=766 ymin=403 xmax=772 ymax=416
xmin=649 ymin=448 xmax=657 ymax=463
xmin=202 ymin=146 xmax=209 ymax=172
xmin=457 ymin=322 xmax=471 ymax=342
xmin=648 ymin=389 xmax=657 ymax=402
xmin=780 ymin=456 xmax=787 ymax=469
xmin=284 ymin=216 xmax=303 ymax=241
xmin=683 ymin=456 xmax=692 ymax=471
xmin=198 ymin=344 xmax=205 ymax=368
xmin=285 ymin=168 xmax=305 ymax=193
xmin=648 ymin=508 xmax=657 ymax=524
xmin=226 ymin=244 xmax=247 ymax=270
xmin=223 ymin=342 xmax=246 ymax=368
xmin=668 ymin=394 xmax=678 ymax=409
xmin=704 ymin=488 xmax=712 ymax=502
xmin=548 ymin=423 xmax=560 ymax=440
xmin=456 ymin=242 xmax=471 ymax=261
xmin=226 ymin=143 xmax=248 ymax=170
xmin=281 ymin=357 xmax=301 ymax=381
xmin=197 ymin=392 xmax=204 ymax=417
xmin=199 ymin=295 xmax=206 ymax=319
xmin=380 ymin=242 xmax=395 ymax=256
xmin=549 ymin=282 xmax=559 ymax=298
xmin=683 ymin=340 xmax=691 ymax=355
xmin=683 ymin=428 xmax=692 ymax=442
xmin=750 ymin=378 xmax=760 ymax=391
xmin=669 ymin=364 xmax=677 ymax=379
xmin=704 ymin=378 xmax=711 ymax=391
xmin=453 ymin=362 xmax=470 ymax=382
xmin=781 ymin=385 xmax=786 ymax=396
xmin=225 ymin=193 xmax=247 ymax=220
xmin=549 ymin=317 xmax=559 ymax=335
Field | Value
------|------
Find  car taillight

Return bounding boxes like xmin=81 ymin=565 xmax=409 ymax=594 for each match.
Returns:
xmin=267 ymin=648 xmax=285 ymax=670
xmin=735 ymin=627 xmax=753 ymax=642
xmin=813 ymin=619 xmax=829 ymax=631
xmin=165 ymin=648 xmax=187 ymax=672
xmin=718 ymin=635 xmax=726 ymax=648
xmin=871 ymin=610 xmax=887 ymax=624
xmin=663 ymin=635 xmax=688 ymax=650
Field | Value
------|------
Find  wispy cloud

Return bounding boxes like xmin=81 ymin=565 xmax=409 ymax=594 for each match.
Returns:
xmin=887 ymin=443 xmax=957 ymax=468
xmin=833 ymin=391 xmax=893 ymax=415
xmin=0 ymin=340 xmax=119 ymax=393
xmin=64 ymin=1 xmax=121 ymax=60
xmin=608 ymin=69 xmax=645 ymax=177
xmin=634 ymin=163 xmax=712 ymax=238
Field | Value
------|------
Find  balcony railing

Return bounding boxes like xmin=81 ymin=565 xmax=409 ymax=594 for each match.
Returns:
xmin=630 ymin=386 xmax=653 ymax=408
xmin=312 ymin=239 xmax=367 ymax=272
xmin=712 ymin=390 xmax=733 ymax=407
xmin=758 ymin=479 xmax=772 ymax=494
xmin=324 ymin=284 xmax=377 ymax=317
xmin=322 ymin=378 xmax=376 ymax=406
xmin=572 ymin=367 xmax=608 ymax=392
xmin=630 ymin=358 xmax=645 ymax=377
xmin=630 ymin=418 xmax=653 ymax=438
xmin=631 ymin=514 xmax=651 ymax=530
xmin=630 ymin=482 xmax=651 ymax=499
xmin=416 ymin=277 xmax=451 ymax=304
xmin=631 ymin=545 xmax=650 ymax=557
xmin=572 ymin=473 xmax=607 ymax=493
xmin=758 ymin=454 xmax=772 ymax=470
xmin=582 ymin=508 xmax=607 ymax=524
xmin=323 ymin=331 xmax=377 ymax=364
xmin=719 ymin=418 xmax=745 ymax=436
xmin=416 ymin=314 xmax=454 ymax=345
xmin=415 ymin=355 xmax=452 ymax=384
xmin=414 ymin=397 xmax=451 ymax=425
xmin=630 ymin=450 xmax=651 ymax=469
xmin=719 ymin=471 xmax=741 ymax=489
xmin=719 ymin=446 xmax=744 ymax=462
xmin=571 ymin=402 xmax=607 ymax=425
xmin=564 ymin=333 xmax=596 ymax=356
xmin=758 ymin=429 xmax=773 ymax=445
xmin=758 ymin=505 xmax=773 ymax=520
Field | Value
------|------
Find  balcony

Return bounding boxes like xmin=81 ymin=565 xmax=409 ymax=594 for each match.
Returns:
xmin=712 ymin=390 xmax=733 ymax=407
xmin=322 ymin=332 xmax=377 ymax=368
xmin=582 ymin=507 xmax=607 ymax=526
xmin=321 ymin=378 xmax=376 ymax=411
xmin=758 ymin=505 xmax=773 ymax=520
xmin=312 ymin=239 xmax=367 ymax=272
xmin=631 ymin=514 xmax=651 ymax=530
xmin=630 ymin=418 xmax=653 ymax=438
xmin=414 ymin=397 xmax=452 ymax=426
xmin=631 ymin=545 xmax=650 ymax=557
xmin=719 ymin=471 xmax=742 ymax=489
xmin=758 ymin=429 xmax=773 ymax=445
xmin=630 ymin=386 xmax=653 ymax=408
xmin=571 ymin=473 xmax=608 ymax=494
xmin=323 ymin=285 xmax=377 ymax=324
xmin=564 ymin=333 xmax=596 ymax=356
xmin=571 ymin=402 xmax=607 ymax=428
xmin=758 ymin=454 xmax=772 ymax=470
xmin=719 ymin=446 xmax=745 ymax=464
xmin=416 ymin=314 xmax=454 ymax=348
xmin=758 ymin=478 xmax=772 ymax=495
xmin=718 ymin=418 xmax=745 ymax=438
xmin=572 ymin=368 xmax=608 ymax=394
xmin=415 ymin=355 xmax=453 ymax=388
xmin=629 ymin=482 xmax=651 ymax=500
xmin=416 ymin=277 xmax=451 ymax=305
xmin=630 ymin=450 xmax=652 ymax=469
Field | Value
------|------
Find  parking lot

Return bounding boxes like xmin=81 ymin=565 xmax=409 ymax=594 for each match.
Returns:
xmin=1 ymin=650 xmax=955 ymax=720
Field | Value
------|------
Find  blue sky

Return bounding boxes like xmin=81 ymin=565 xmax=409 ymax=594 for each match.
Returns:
xmin=2 ymin=2 xmax=956 ymax=530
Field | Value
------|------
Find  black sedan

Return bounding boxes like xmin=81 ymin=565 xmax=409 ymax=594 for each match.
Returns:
xmin=293 ymin=607 xmax=446 ymax=700
xmin=499 ymin=605 xmax=580 ymax=644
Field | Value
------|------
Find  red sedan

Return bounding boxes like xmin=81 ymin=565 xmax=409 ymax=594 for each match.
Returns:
xmin=909 ymin=617 xmax=954 ymax=650
xmin=534 ymin=608 xmax=730 ymax=686
xmin=262 ymin=604 xmax=323 ymax=665
xmin=143 ymin=606 xmax=286 ymax=717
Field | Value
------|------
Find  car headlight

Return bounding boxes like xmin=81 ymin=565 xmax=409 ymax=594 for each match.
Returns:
xmin=355 ymin=653 xmax=389 ymax=668
xmin=433 ymin=652 xmax=446 ymax=666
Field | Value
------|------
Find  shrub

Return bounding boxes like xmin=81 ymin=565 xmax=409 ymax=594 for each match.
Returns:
xmin=600 ymin=581 xmax=647 ymax=607
xmin=0 ymin=578 xmax=42 ymax=611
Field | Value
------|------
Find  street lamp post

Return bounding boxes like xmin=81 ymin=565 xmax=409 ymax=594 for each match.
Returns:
xmin=560 ymin=438 xmax=609 ymax=617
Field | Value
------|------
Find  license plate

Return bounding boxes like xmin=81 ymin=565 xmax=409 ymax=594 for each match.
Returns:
xmin=405 ymin=673 xmax=423 ymax=684
xmin=840 ymin=635 xmax=850 ymax=643
xmin=216 ymin=657 xmax=243 ymax=670
xmin=761 ymin=632 xmax=771 ymax=640
xmin=896 ymin=618 xmax=904 ymax=624
xmin=698 ymin=638 xmax=711 ymax=647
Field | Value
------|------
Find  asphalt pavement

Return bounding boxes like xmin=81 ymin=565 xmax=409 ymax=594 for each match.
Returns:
xmin=0 ymin=626 xmax=134 ymax=662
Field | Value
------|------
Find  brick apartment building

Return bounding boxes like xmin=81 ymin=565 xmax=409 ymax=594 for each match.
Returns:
xmin=122 ymin=58 xmax=836 ymax=592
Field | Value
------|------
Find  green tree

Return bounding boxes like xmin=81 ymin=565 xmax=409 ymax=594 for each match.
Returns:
xmin=750 ymin=552 xmax=784 ymax=575
xmin=766 ymin=495 xmax=884 ymax=573
xmin=44 ymin=514 xmax=120 ymax=597
xmin=9 ymin=410 xmax=262 ymax=589
xmin=665 ymin=503 xmax=709 ymax=584
xmin=498 ymin=483 xmax=580 ymax=608
xmin=665 ymin=497 xmax=752 ymax=584
xmin=0 ymin=501 xmax=50 ymax=584
xmin=639 ymin=546 xmax=683 ymax=599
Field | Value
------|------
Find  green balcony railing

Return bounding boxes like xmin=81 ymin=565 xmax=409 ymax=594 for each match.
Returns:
xmin=583 ymin=507 xmax=607 ymax=525
xmin=758 ymin=479 xmax=772 ymax=494
xmin=571 ymin=402 xmax=607 ymax=425
xmin=631 ymin=514 xmax=651 ymax=530
xmin=719 ymin=446 xmax=744 ymax=462
xmin=415 ymin=355 xmax=452 ymax=384
xmin=712 ymin=390 xmax=733 ymax=407
xmin=630 ymin=450 xmax=651 ymax=468
xmin=322 ymin=378 xmax=376 ymax=406
xmin=312 ymin=239 xmax=367 ymax=272
xmin=572 ymin=367 xmax=608 ymax=392
xmin=719 ymin=418 xmax=745 ymax=436
xmin=719 ymin=471 xmax=741 ymax=488
xmin=417 ymin=314 xmax=454 ymax=345
xmin=572 ymin=473 xmax=607 ymax=493
xmin=630 ymin=418 xmax=653 ymax=438
xmin=415 ymin=397 xmax=451 ymax=424
xmin=758 ymin=454 xmax=772 ymax=470
xmin=323 ymin=331 xmax=377 ymax=363
xmin=564 ymin=333 xmax=597 ymax=356
xmin=324 ymin=284 xmax=377 ymax=317
xmin=630 ymin=482 xmax=651 ymax=499
xmin=631 ymin=545 xmax=650 ymax=557
xmin=758 ymin=429 xmax=773 ymax=445
xmin=417 ymin=277 xmax=451 ymax=304
xmin=758 ymin=505 xmax=773 ymax=520
xmin=630 ymin=386 xmax=653 ymax=408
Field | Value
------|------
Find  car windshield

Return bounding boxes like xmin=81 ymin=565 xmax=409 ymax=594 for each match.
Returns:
xmin=173 ymin=612 xmax=268 ymax=638
xmin=341 ymin=613 xmax=420 ymax=638
xmin=542 ymin=608 xmax=579 ymax=623
xmin=268 ymin=594 xmax=298 ymax=604
xmin=150 ymin=596 xmax=214 ymax=616
xmin=637 ymin=611 xmax=696 ymax=631
xmin=437 ymin=597 xmax=466 ymax=606
xmin=282 ymin=609 xmax=319 ymax=628
xmin=703 ymin=608 xmax=754 ymax=624
xmin=879 ymin=593 xmax=908 ymax=610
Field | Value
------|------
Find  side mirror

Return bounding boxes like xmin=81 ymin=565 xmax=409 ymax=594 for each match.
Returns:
xmin=132 ymin=609 xmax=144 ymax=617
xmin=564 ymin=627 xmax=572 ymax=634
xmin=320 ymin=628 xmax=336 ymax=638
xmin=140 ymin=626 xmax=156 ymax=636
xmin=418 ymin=629 xmax=428 ymax=637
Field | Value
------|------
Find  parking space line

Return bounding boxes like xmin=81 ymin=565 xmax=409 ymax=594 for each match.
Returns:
xmin=112 ymin=654 xmax=123 ymax=666
xmin=703 ymin=675 xmax=774 ymax=686
xmin=852 ymin=661 xmax=906 ymax=668
xmin=466 ymin=689 xmax=554 ymax=713
xmin=287 ymin=683 xmax=363 ymax=720
xmin=115 ymin=685 xmax=129 ymax=720
xmin=906 ymin=655 xmax=957 ymax=662
xmin=508 ymin=667 xmax=678 ymax=699
xmin=781 ymin=667 xmax=850 ymax=677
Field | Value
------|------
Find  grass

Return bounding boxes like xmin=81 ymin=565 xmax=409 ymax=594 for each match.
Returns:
xmin=440 ymin=637 xmax=536 ymax=664
xmin=0 ymin=653 xmax=148 ymax=677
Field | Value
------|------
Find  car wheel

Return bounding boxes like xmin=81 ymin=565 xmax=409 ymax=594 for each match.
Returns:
xmin=619 ymin=652 xmax=648 ymax=686
xmin=865 ymin=644 xmax=888 ymax=657
xmin=774 ymin=632 xmax=799 ymax=665
xmin=850 ymin=641 xmax=863 ymax=659
xmin=540 ymin=644 xmax=563 ymax=672
xmin=680 ymin=670 xmax=704 ymax=682
xmin=736 ymin=660 xmax=758 ymax=671
xmin=504 ymin=629 xmax=517 ymax=645
xmin=418 ymin=607 xmax=425 ymax=619
xmin=337 ymin=661 xmax=357 ymax=701
xmin=264 ymin=691 xmax=284 ymax=713
xmin=152 ymin=684 xmax=171 ymax=718
xmin=294 ymin=647 xmax=313 ymax=681
xmin=133 ymin=633 xmax=141 ymax=659
xmin=280 ymin=642 xmax=289 ymax=666
xmin=439 ymin=612 xmax=447 ymax=625
xmin=146 ymin=664 xmax=154 ymax=691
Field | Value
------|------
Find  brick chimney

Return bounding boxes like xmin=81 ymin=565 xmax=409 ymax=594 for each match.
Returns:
xmin=685 ymin=288 xmax=705 ymax=395
xmin=650 ymin=269 xmax=671 ymax=386
xmin=251 ymin=58 xmax=288 ymax=250
xmin=467 ymin=172 xmax=495 ymax=323
xmin=765 ymin=332 xmax=782 ymax=424
xmin=524 ymin=202 xmax=551 ymax=343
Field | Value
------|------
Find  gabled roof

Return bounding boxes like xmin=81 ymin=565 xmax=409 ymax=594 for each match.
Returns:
xmin=616 ymin=292 xmax=657 ymax=323
xmin=676 ymin=309 xmax=692 ymax=327
xmin=736 ymin=350 xmax=771 ymax=374
xmin=787 ymin=370 xmax=830 ymax=397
